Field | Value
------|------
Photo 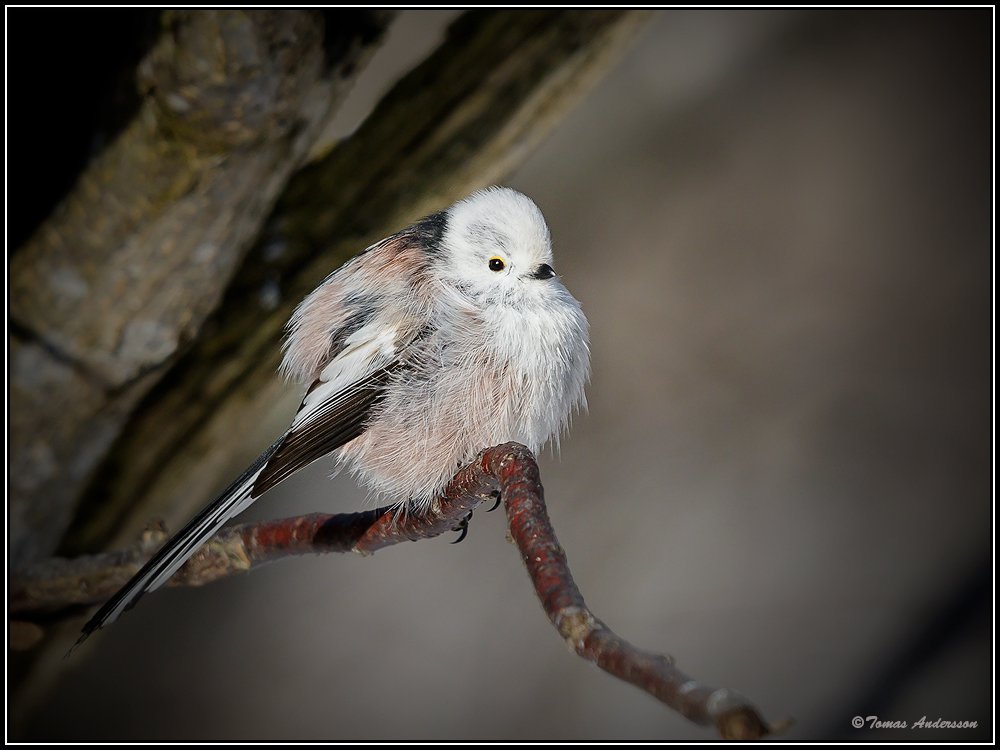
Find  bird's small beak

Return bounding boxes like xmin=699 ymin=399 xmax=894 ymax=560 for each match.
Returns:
xmin=530 ymin=263 xmax=556 ymax=280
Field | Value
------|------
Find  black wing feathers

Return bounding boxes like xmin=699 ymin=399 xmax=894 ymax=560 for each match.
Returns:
xmin=252 ymin=364 xmax=397 ymax=496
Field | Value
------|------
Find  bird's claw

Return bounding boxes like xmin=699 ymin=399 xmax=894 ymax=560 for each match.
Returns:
xmin=450 ymin=492 xmax=499 ymax=543
xmin=451 ymin=510 xmax=473 ymax=544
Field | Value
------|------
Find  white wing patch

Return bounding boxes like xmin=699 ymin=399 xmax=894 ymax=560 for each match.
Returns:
xmin=292 ymin=323 xmax=399 ymax=429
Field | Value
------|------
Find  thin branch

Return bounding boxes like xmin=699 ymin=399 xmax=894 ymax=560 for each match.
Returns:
xmin=10 ymin=443 xmax=780 ymax=739
xmin=11 ymin=462 xmax=493 ymax=614
xmin=483 ymin=444 xmax=784 ymax=740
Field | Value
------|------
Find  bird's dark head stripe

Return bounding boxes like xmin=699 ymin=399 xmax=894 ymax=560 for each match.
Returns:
xmin=413 ymin=211 xmax=448 ymax=255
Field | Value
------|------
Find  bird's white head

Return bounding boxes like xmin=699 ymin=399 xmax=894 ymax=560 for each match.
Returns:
xmin=435 ymin=187 xmax=559 ymax=303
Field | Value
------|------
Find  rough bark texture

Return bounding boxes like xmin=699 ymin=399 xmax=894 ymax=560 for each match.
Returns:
xmin=9 ymin=9 xmax=394 ymax=563
xmin=64 ymin=10 xmax=652 ymax=556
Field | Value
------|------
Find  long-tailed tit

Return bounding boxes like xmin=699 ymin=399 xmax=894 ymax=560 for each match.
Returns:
xmin=76 ymin=186 xmax=590 ymax=646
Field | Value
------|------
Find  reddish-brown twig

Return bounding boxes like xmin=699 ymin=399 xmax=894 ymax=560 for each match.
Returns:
xmin=10 ymin=457 xmax=497 ymax=615
xmin=483 ymin=443 xmax=780 ymax=740
xmin=10 ymin=443 xmax=779 ymax=739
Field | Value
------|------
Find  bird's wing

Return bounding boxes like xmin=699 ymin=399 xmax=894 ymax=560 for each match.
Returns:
xmin=74 ymin=223 xmax=437 ymax=649
xmin=252 ymin=323 xmax=401 ymax=497
xmin=74 ymin=318 xmax=408 ymax=649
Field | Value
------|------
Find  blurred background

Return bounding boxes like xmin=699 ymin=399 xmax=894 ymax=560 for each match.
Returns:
xmin=11 ymin=9 xmax=991 ymax=741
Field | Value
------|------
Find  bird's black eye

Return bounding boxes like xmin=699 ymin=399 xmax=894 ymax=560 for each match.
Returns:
xmin=488 ymin=257 xmax=506 ymax=272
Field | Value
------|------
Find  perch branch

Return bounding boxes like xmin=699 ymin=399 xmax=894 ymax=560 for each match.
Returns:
xmin=11 ymin=463 xmax=493 ymax=615
xmin=486 ymin=443 xmax=782 ymax=740
xmin=10 ymin=443 xmax=779 ymax=739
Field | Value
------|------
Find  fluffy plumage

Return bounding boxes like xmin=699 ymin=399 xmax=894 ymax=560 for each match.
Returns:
xmin=76 ymin=186 xmax=590 ymax=646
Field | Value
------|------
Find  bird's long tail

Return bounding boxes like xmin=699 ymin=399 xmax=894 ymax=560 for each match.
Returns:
xmin=72 ymin=437 xmax=285 ymax=651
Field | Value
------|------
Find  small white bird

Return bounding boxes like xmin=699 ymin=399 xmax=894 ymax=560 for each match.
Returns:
xmin=77 ymin=186 xmax=590 ymax=645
